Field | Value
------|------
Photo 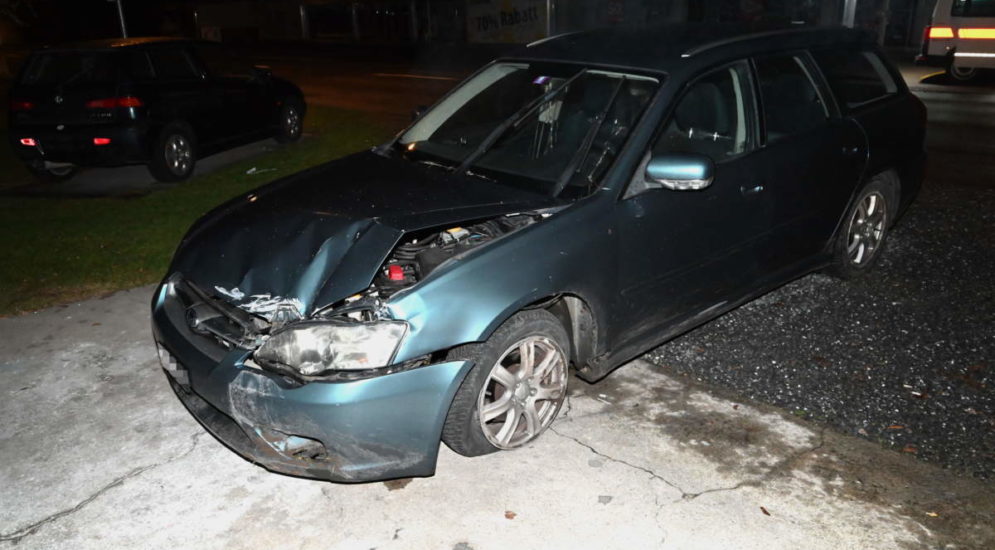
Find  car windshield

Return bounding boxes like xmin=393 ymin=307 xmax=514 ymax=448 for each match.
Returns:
xmin=20 ymin=52 xmax=119 ymax=86
xmin=398 ymin=62 xmax=659 ymax=197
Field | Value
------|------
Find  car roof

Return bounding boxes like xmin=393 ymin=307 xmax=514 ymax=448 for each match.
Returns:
xmin=513 ymin=23 xmax=873 ymax=73
xmin=38 ymin=36 xmax=205 ymax=51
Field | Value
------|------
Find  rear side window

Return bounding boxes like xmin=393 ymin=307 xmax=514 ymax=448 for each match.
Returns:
xmin=149 ymin=48 xmax=200 ymax=81
xmin=952 ymin=0 xmax=995 ymax=17
xmin=20 ymin=52 xmax=118 ymax=85
xmin=755 ymin=54 xmax=828 ymax=142
xmin=811 ymin=50 xmax=897 ymax=110
xmin=195 ymin=44 xmax=256 ymax=78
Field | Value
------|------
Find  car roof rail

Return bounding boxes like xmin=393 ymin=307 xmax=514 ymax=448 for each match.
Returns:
xmin=680 ymin=26 xmax=824 ymax=59
xmin=527 ymin=31 xmax=585 ymax=48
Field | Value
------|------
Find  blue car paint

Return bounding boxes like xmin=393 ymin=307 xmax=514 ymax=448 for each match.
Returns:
xmin=645 ymin=153 xmax=714 ymax=182
xmin=387 ymin=195 xmax=616 ymax=363
xmin=152 ymin=283 xmax=472 ymax=482
xmin=152 ymin=25 xmax=927 ymax=482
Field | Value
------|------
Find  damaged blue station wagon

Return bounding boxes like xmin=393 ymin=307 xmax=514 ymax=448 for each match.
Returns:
xmin=152 ymin=25 xmax=926 ymax=482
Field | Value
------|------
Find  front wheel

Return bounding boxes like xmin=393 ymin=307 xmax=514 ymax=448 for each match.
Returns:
xmin=148 ymin=122 xmax=196 ymax=183
xmin=442 ymin=309 xmax=570 ymax=456
xmin=829 ymin=179 xmax=894 ymax=279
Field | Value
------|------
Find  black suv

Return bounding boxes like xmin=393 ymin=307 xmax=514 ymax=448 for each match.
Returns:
xmin=9 ymin=37 xmax=306 ymax=182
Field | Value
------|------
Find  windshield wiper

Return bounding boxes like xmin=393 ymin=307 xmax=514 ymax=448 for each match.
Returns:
xmin=455 ymin=69 xmax=587 ymax=176
xmin=550 ymin=77 xmax=626 ymax=197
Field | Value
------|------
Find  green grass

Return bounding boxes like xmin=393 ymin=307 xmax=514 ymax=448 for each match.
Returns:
xmin=0 ymin=107 xmax=392 ymax=315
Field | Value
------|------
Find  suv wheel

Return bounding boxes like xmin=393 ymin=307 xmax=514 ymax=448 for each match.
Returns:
xmin=274 ymin=99 xmax=304 ymax=143
xmin=27 ymin=161 xmax=77 ymax=183
xmin=442 ymin=309 xmax=570 ymax=456
xmin=829 ymin=179 xmax=894 ymax=279
xmin=149 ymin=122 xmax=196 ymax=182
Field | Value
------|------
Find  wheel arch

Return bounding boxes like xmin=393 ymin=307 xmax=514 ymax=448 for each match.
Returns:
xmin=829 ymin=167 xmax=901 ymax=250
xmin=525 ymin=293 xmax=604 ymax=370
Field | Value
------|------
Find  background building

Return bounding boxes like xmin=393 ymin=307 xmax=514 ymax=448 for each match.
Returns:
xmin=0 ymin=0 xmax=941 ymax=48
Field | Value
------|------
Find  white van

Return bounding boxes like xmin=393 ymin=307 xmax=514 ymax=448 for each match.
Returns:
xmin=918 ymin=0 xmax=995 ymax=81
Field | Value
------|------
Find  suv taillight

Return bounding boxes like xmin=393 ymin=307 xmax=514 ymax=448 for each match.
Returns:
xmin=10 ymin=100 xmax=34 ymax=111
xmin=85 ymin=96 xmax=144 ymax=109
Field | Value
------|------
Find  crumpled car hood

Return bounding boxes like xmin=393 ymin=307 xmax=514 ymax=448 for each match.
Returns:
xmin=169 ymin=150 xmax=556 ymax=316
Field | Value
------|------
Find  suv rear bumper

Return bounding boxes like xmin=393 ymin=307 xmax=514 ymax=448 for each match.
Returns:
xmin=151 ymin=282 xmax=473 ymax=483
xmin=10 ymin=123 xmax=150 ymax=166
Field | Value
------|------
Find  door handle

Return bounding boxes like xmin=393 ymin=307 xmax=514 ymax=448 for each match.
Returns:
xmin=740 ymin=184 xmax=765 ymax=196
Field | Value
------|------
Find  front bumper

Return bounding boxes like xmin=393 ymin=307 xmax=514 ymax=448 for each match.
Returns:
xmin=151 ymin=282 xmax=472 ymax=482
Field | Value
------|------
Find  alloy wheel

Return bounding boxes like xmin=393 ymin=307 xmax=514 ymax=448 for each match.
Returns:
xmin=164 ymin=134 xmax=192 ymax=176
xmin=285 ymin=106 xmax=301 ymax=138
xmin=846 ymin=191 xmax=887 ymax=267
xmin=477 ymin=335 xmax=567 ymax=449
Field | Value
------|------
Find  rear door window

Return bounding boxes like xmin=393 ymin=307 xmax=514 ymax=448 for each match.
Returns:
xmin=754 ymin=53 xmax=828 ymax=143
xmin=811 ymin=49 xmax=897 ymax=110
xmin=20 ymin=52 xmax=118 ymax=85
xmin=149 ymin=48 xmax=201 ymax=81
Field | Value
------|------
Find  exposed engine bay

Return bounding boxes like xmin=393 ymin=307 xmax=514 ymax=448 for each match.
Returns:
xmin=372 ymin=212 xmax=543 ymax=298
xmin=202 ymin=211 xmax=547 ymax=348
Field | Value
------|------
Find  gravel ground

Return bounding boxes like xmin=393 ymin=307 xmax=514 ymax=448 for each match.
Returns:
xmin=644 ymin=182 xmax=995 ymax=478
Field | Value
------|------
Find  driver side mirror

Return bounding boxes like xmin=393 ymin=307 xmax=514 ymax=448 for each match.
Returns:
xmin=644 ymin=153 xmax=714 ymax=191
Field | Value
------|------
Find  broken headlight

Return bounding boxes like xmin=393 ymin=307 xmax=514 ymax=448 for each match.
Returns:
xmin=254 ymin=321 xmax=407 ymax=376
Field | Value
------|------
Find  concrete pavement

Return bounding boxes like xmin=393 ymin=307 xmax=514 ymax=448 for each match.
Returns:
xmin=2 ymin=288 xmax=993 ymax=549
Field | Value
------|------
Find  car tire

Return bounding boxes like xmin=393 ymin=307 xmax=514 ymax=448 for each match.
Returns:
xmin=274 ymin=98 xmax=304 ymax=144
xmin=442 ymin=309 xmax=570 ymax=457
xmin=829 ymin=178 xmax=895 ymax=279
xmin=947 ymin=65 xmax=979 ymax=83
xmin=27 ymin=161 xmax=77 ymax=183
xmin=148 ymin=122 xmax=196 ymax=183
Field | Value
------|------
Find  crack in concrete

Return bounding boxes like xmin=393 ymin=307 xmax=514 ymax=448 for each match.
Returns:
xmin=561 ymin=393 xmax=574 ymax=419
xmin=549 ymin=426 xmax=692 ymax=497
xmin=681 ymin=427 xmax=828 ymax=502
xmin=0 ymin=431 xmax=205 ymax=545
xmin=550 ymin=423 xmax=829 ymax=506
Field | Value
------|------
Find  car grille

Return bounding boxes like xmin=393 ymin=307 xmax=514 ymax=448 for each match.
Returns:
xmin=166 ymin=275 xmax=268 ymax=356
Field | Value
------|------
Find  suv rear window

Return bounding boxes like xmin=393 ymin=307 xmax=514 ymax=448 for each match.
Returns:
xmin=811 ymin=49 xmax=897 ymax=110
xmin=20 ymin=52 xmax=118 ymax=85
xmin=952 ymin=0 xmax=995 ymax=17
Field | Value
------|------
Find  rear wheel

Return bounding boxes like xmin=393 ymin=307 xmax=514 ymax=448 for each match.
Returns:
xmin=442 ymin=309 xmax=570 ymax=456
xmin=948 ymin=65 xmax=979 ymax=83
xmin=149 ymin=122 xmax=196 ymax=182
xmin=274 ymin=99 xmax=304 ymax=143
xmin=829 ymin=179 xmax=894 ymax=279
xmin=27 ymin=161 xmax=77 ymax=183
